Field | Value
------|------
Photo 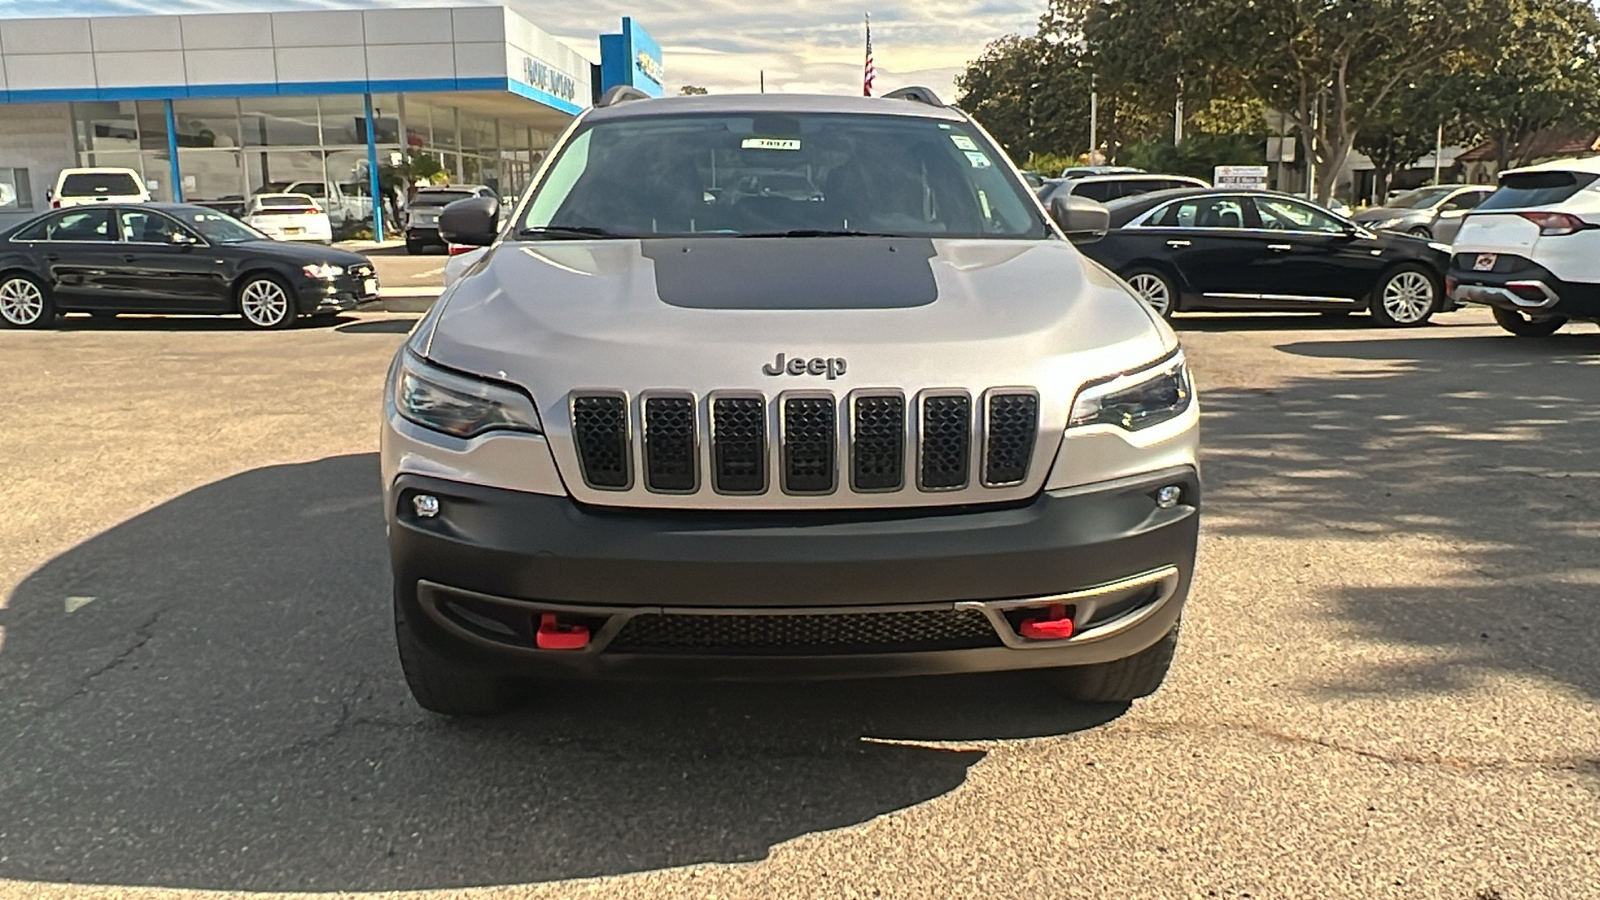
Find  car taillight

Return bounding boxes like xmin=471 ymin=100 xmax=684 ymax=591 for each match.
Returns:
xmin=1517 ymin=211 xmax=1588 ymax=235
xmin=447 ymin=244 xmax=476 ymax=255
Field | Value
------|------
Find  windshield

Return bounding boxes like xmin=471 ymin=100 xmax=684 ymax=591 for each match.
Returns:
xmin=413 ymin=191 xmax=474 ymax=207
xmin=168 ymin=208 xmax=268 ymax=243
xmin=60 ymin=172 xmax=141 ymax=197
xmin=519 ymin=112 xmax=1048 ymax=239
xmin=1387 ymin=188 xmax=1454 ymax=210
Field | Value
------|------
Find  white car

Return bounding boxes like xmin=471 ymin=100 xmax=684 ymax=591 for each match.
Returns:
xmin=50 ymin=167 xmax=150 ymax=208
xmin=1448 ymin=156 xmax=1600 ymax=336
xmin=242 ymin=194 xmax=334 ymax=243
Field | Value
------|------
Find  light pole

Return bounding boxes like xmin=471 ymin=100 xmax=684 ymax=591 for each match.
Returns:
xmin=1088 ymin=74 xmax=1098 ymax=165
xmin=1027 ymin=79 xmax=1043 ymax=160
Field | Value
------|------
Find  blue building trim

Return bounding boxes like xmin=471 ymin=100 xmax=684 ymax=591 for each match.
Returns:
xmin=163 ymin=99 xmax=183 ymax=202
xmin=0 ymin=77 xmax=584 ymax=115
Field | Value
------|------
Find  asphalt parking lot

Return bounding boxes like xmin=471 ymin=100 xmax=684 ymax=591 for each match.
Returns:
xmin=0 ymin=309 xmax=1596 ymax=900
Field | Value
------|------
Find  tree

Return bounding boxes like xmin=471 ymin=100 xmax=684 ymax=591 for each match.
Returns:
xmin=680 ymin=85 xmax=709 ymax=95
xmin=956 ymin=32 xmax=1092 ymax=163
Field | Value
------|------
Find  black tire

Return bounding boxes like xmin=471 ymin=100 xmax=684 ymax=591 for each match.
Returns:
xmin=0 ymin=272 xmax=57 ymax=329
xmin=236 ymin=273 xmax=298 ymax=329
xmin=394 ymin=587 xmax=519 ymax=717
xmin=1492 ymin=306 xmax=1567 ymax=337
xmin=405 ymin=240 xmax=423 ymax=255
xmin=1041 ymin=622 xmax=1181 ymax=703
xmin=1122 ymin=267 xmax=1178 ymax=319
xmin=1369 ymin=264 xmax=1439 ymax=327
xmin=1407 ymin=226 xmax=1432 ymax=238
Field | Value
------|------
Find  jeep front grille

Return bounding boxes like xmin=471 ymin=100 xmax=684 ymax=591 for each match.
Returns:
xmin=571 ymin=394 xmax=629 ymax=489
xmin=712 ymin=396 xmax=767 ymax=493
xmin=782 ymin=396 xmax=837 ymax=494
xmin=983 ymin=391 xmax=1040 ymax=486
xmin=919 ymin=393 xmax=972 ymax=490
xmin=608 ymin=608 xmax=1003 ymax=655
xmin=567 ymin=389 xmax=1042 ymax=498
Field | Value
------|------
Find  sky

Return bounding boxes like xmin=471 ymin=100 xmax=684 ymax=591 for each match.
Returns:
xmin=0 ymin=0 xmax=1042 ymax=98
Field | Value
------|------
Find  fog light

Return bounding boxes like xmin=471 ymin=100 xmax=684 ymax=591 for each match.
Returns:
xmin=412 ymin=494 xmax=441 ymax=518
xmin=1156 ymin=486 xmax=1182 ymax=509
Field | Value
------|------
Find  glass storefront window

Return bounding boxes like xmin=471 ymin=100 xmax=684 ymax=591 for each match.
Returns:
xmin=431 ymin=105 xmax=459 ymax=151
xmin=72 ymin=101 xmax=139 ymax=157
xmin=319 ymin=94 xmax=399 ymax=146
xmin=136 ymin=101 xmax=169 ymax=151
xmin=241 ymin=97 xmax=320 ymax=147
xmin=177 ymin=148 xmax=247 ymax=203
xmin=173 ymin=98 xmax=242 ymax=149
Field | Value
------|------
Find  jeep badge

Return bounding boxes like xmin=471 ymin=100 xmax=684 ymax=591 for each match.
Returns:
xmin=762 ymin=353 xmax=847 ymax=380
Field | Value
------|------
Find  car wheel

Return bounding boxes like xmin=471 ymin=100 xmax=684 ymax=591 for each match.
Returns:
xmin=405 ymin=240 xmax=422 ymax=255
xmin=394 ymin=585 xmax=519 ymax=717
xmin=1407 ymin=226 xmax=1432 ymax=238
xmin=1370 ymin=265 xmax=1438 ymax=327
xmin=0 ymin=272 xmax=56 ymax=329
xmin=237 ymin=274 xmax=297 ymax=329
xmin=1492 ymin=306 xmax=1567 ymax=337
xmin=1040 ymin=621 xmax=1181 ymax=703
xmin=1123 ymin=268 xmax=1177 ymax=319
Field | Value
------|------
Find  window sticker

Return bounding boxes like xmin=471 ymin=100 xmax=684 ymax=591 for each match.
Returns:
xmin=950 ymin=134 xmax=979 ymax=151
xmin=963 ymin=150 xmax=993 ymax=169
xmin=741 ymin=138 xmax=801 ymax=151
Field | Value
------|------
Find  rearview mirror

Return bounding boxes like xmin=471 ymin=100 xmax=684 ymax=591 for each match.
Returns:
xmin=438 ymin=196 xmax=501 ymax=247
xmin=1048 ymin=194 xmax=1111 ymax=243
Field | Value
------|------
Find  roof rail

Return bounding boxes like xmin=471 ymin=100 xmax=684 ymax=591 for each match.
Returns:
xmin=597 ymin=85 xmax=653 ymax=108
xmin=883 ymin=86 xmax=945 ymax=107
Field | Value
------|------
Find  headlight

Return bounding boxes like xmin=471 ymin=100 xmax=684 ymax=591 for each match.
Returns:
xmin=391 ymin=349 xmax=542 ymax=438
xmin=1069 ymin=352 xmax=1192 ymax=431
xmin=303 ymin=263 xmax=345 ymax=279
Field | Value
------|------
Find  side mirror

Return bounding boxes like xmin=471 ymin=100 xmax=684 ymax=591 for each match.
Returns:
xmin=1049 ymin=194 xmax=1110 ymax=243
xmin=438 ymin=196 xmax=501 ymax=247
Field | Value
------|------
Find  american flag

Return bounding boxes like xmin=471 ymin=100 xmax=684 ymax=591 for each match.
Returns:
xmin=863 ymin=14 xmax=875 ymax=97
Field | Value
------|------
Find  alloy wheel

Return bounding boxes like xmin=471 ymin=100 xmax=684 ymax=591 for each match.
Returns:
xmin=240 ymin=279 xmax=291 ymax=328
xmin=0 ymin=277 xmax=45 ymax=326
xmin=1380 ymin=270 xmax=1435 ymax=324
xmin=1127 ymin=273 xmax=1173 ymax=316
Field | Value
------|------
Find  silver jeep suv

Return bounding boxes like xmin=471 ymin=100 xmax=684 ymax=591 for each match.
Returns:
xmin=381 ymin=88 xmax=1201 ymax=715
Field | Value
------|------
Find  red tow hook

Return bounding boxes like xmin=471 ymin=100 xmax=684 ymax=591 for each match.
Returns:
xmin=535 ymin=614 xmax=590 ymax=650
xmin=1019 ymin=604 xmax=1076 ymax=641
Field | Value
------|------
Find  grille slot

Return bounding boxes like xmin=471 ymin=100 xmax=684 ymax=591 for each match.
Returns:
xmin=712 ymin=396 xmax=767 ymax=493
xmin=608 ymin=608 xmax=1002 ymax=655
xmin=919 ymin=393 xmax=972 ymax=490
xmin=643 ymin=395 xmax=696 ymax=492
xmin=571 ymin=394 xmax=630 ymax=489
xmin=782 ymin=396 xmax=837 ymax=494
xmin=851 ymin=393 xmax=906 ymax=491
xmin=983 ymin=391 xmax=1039 ymax=486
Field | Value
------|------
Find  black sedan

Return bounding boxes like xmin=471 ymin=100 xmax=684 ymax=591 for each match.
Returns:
xmin=1076 ymin=188 xmax=1453 ymax=326
xmin=0 ymin=204 xmax=377 ymax=329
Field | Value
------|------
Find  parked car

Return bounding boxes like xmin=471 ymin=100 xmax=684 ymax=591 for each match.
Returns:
xmin=1061 ymin=165 xmax=1146 ymax=178
xmin=1351 ymin=184 xmax=1494 ymax=242
xmin=1038 ymin=173 xmax=1209 ymax=205
xmin=242 ymin=193 xmax=334 ymax=243
xmin=1447 ymin=157 xmax=1600 ymax=336
xmin=1076 ymin=187 xmax=1451 ymax=326
xmin=405 ymin=185 xmax=497 ymax=254
xmin=49 ymin=167 xmax=150 ymax=208
xmin=276 ymin=181 xmax=371 ymax=227
xmin=382 ymin=88 xmax=1199 ymax=716
xmin=0 ymin=204 xmax=376 ymax=329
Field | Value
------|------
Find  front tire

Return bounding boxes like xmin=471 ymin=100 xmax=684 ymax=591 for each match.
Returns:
xmin=1041 ymin=622 xmax=1181 ymax=703
xmin=237 ymin=274 xmax=297 ymax=329
xmin=395 ymin=586 xmax=519 ymax=717
xmin=1492 ymin=306 xmax=1567 ymax=337
xmin=1370 ymin=265 xmax=1438 ymax=327
xmin=1407 ymin=226 xmax=1432 ymax=239
xmin=1123 ymin=268 xmax=1178 ymax=319
xmin=0 ymin=273 xmax=56 ymax=329
xmin=405 ymin=239 xmax=423 ymax=255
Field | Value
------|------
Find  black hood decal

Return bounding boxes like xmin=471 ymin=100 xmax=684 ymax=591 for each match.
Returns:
xmin=643 ymin=237 xmax=938 ymax=310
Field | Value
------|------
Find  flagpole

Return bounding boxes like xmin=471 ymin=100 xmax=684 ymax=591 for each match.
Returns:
xmin=863 ymin=12 xmax=873 ymax=98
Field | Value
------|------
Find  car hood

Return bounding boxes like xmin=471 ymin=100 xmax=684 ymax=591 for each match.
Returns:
xmin=1352 ymin=206 xmax=1424 ymax=222
xmin=420 ymin=237 xmax=1174 ymax=401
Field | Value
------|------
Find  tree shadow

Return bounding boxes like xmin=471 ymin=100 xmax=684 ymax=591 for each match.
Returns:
xmin=1202 ymin=329 xmax=1600 ymax=699
xmin=0 ymin=454 xmax=1121 ymax=893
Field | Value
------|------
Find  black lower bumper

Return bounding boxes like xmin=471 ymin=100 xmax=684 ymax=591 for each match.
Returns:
xmin=388 ymin=467 xmax=1200 ymax=679
xmin=1448 ymin=259 xmax=1600 ymax=320
xmin=406 ymin=227 xmax=442 ymax=246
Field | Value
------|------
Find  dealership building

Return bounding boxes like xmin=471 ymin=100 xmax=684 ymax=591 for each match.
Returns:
xmin=0 ymin=5 xmax=665 ymax=234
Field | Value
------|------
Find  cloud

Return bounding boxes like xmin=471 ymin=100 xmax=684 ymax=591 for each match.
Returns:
xmin=0 ymin=0 xmax=1040 ymax=97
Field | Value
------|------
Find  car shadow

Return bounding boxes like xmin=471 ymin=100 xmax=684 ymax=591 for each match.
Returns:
xmin=335 ymin=318 xmax=417 ymax=334
xmin=0 ymin=453 xmax=1123 ymax=893
xmin=49 ymin=313 xmax=361 ymax=332
xmin=1173 ymin=312 xmax=1490 ymax=333
xmin=1201 ymin=330 xmax=1600 ymax=701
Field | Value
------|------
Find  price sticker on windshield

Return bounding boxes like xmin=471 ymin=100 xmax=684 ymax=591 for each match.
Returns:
xmin=963 ymin=150 xmax=993 ymax=169
xmin=742 ymin=138 xmax=801 ymax=151
xmin=949 ymin=134 xmax=980 ymax=151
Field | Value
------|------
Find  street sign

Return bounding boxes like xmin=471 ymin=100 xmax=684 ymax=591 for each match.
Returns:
xmin=1214 ymin=165 xmax=1270 ymax=190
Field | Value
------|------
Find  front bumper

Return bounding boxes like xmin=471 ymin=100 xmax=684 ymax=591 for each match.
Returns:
xmin=296 ymin=272 xmax=379 ymax=314
xmin=1448 ymin=258 xmax=1600 ymax=320
xmin=388 ymin=466 xmax=1200 ymax=680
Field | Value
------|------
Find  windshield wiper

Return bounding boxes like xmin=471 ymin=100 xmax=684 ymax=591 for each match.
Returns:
xmin=518 ymin=225 xmax=628 ymax=239
xmin=738 ymin=229 xmax=900 ymax=238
